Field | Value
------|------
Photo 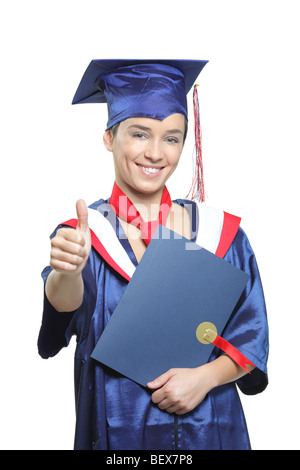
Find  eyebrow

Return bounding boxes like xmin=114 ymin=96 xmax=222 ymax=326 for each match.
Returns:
xmin=166 ymin=129 xmax=184 ymax=135
xmin=128 ymin=124 xmax=183 ymax=135
xmin=128 ymin=124 xmax=152 ymax=131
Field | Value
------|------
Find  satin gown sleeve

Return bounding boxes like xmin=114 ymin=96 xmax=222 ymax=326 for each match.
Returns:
xmin=220 ymin=227 xmax=269 ymax=395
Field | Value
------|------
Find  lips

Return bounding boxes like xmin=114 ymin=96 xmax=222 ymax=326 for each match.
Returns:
xmin=136 ymin=163 xmax=164 ymax=177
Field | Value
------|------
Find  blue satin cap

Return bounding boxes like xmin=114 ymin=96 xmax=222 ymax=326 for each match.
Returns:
xmin=72 ymin=59 xmax=208 ymax=129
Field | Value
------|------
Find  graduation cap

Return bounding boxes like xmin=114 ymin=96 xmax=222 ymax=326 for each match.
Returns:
xmin=91 ymin=226 xmax=254 ymax=387
xmin=72 ymin=59 xmax=208 ymax=201
xmin=72 ymin=59 xmax=208 ymax=127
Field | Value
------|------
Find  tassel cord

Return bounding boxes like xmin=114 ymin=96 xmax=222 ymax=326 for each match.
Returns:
xmin=186 ymin=85 xmax=205 ymax=203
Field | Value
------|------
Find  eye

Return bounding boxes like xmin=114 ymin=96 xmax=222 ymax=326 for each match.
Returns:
xmin=165 ymin=136 xmax=180 ymax=144
xmin=131 ymin=132 xmax=148 ymax=140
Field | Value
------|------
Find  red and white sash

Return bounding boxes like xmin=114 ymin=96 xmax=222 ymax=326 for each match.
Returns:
xmin=195 ymin=204 xmax=241 ymax=259
xmin=60 ymin=202 xmax=241 ymax=282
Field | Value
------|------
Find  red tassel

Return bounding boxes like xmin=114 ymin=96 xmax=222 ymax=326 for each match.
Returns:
xmin=186 ymin=85 xmax=205 ymax=202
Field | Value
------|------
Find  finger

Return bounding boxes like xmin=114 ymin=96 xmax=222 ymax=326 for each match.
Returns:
xmin=151 ymin=388 xmax=167 ymax=404
xmin=76 ymin=199 xmax=89 ymax=232
xmin=51 ymin=247 xmax=85 ymax=266
xmin=56 ymin=228 xmax=86 ymax=246
xmin=52 ymin=235 xmax=86 ymax=255
xmin=147 ymin=369 xmax=175 ymax=390
xmin=157 ymin=398 xmax=174 ymax=411
xmin=174 ymin=408 xmax=190 ymax=415
xmin=166 ymin=405 xmax=181 ymax=414
xmin=157 ymin=396 xmax=179 ymax=410
xmin=50 ymin=258 xmax=80 ymax=273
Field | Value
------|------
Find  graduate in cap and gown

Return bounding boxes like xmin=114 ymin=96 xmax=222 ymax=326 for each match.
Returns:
xmin=38 ymin=59 xmax=269 ymax=450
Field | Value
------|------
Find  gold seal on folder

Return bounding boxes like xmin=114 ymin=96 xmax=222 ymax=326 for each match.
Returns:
xmin=196 ymin=322 xmax=217 ymax=344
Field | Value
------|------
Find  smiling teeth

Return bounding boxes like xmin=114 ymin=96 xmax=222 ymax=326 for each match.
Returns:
xmin=142 ymin=166 xmax=160 ymax=174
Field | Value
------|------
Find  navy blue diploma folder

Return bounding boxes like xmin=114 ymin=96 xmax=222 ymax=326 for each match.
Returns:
xmin=91 ymin=226 xmax=249 ymax=387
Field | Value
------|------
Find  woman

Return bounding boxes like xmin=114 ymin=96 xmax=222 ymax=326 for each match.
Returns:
xmin=38 ymin=59 xmax=269 ymax=450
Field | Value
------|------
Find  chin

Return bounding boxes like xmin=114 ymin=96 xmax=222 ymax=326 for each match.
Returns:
xmin=132 ymin=179 xmax=167 ymax=195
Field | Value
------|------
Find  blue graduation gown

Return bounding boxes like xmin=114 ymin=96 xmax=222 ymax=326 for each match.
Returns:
xmin=38 ymin=199 xmax=268 ymax=450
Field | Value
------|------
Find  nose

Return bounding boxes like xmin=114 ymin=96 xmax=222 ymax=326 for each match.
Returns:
xmin=144 ymin=139 xmax=163 ymax=162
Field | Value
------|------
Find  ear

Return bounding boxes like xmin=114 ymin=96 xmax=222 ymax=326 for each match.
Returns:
xmin=103 ymin=129 xmax=114 ymax=152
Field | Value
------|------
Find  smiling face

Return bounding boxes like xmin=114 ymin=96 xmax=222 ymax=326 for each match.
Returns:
xmin=103 ymin=113 xmax=186 ymax=201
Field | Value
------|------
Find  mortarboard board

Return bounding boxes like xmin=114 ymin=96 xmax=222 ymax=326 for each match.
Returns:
xmin=72 ymin=59 xmax=208 ymax=129
xmin=91 ymin=226 xmax=251 ymax=387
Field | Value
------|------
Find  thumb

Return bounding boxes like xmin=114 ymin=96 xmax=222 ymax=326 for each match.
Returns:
xmin=76 ymin=199 xmax=89 ymax=232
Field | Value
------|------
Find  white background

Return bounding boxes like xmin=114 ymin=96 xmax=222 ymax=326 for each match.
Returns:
xmin=1 ymin=0 xmax=299 ymax=450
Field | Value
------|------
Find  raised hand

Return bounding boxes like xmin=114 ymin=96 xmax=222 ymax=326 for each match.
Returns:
xmin=50 ymin=200 xmax=91 ymax=276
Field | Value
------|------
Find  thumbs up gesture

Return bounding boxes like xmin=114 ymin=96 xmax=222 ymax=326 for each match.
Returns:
xmin=76 ymin=199 xmax=89 ymax=234
xmin=50 ymin=200 xmax=91 ymax=276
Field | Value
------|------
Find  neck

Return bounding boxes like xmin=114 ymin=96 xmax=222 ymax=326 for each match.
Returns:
xmin=115 ymin=182 xmax=166 ymax=222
